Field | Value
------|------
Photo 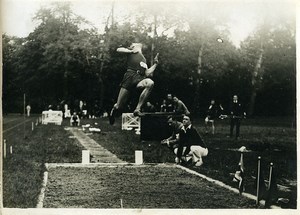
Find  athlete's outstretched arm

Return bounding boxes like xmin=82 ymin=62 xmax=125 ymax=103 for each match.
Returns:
xmin=116 ymin=47 xmax=135 ymax=53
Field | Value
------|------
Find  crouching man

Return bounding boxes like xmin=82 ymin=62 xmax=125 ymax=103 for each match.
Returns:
xmin=161 ymin=116 xmax=183 ymax=150
xmin=70 ymin=112 xmax=80 ymax=126
xmin=174 ymin=115 xmax=208 ymax=167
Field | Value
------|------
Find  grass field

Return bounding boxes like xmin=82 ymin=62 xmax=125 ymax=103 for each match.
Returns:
xmin=2 ymin=114 xmax=297 ymax=208
xmin=85 ymin=116 xmax=297 ymax=208
xmin=2 ymin=115 xmax=84 ymax=207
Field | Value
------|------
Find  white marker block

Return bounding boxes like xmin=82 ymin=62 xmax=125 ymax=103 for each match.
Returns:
xmin=10 ymin=146 xmax=13 ymax=154
xmin=82 ymin=150 xmax=90 ymax=164
xmin=32 ymin=122 xmax=34 ymax=131
xmin=135 ymin=150 xmax=143 ymax=165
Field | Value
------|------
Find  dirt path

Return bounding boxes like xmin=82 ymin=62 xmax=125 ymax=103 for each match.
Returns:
xmin=66 ymin=127 xmax=125 ymax=163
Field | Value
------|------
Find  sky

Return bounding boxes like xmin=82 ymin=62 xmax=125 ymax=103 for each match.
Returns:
xmin=1 ymin=0 xmax=297 ymax=47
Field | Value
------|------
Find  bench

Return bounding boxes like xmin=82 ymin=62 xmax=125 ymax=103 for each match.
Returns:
xmin=42 ymin=111 xmax=63 ymax=125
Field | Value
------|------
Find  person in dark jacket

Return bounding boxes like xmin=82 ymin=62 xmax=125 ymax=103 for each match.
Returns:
xmin=229 ymin=95 xmax=246 ymax=140
xmin=174 ymin=115 xmax=208 ymax=166
xmin=173 ymin=96 xmax=190 ymax=115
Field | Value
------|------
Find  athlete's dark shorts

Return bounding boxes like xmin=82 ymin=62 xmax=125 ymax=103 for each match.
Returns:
xmin=120 ymin=69 xmax=145 ymax=91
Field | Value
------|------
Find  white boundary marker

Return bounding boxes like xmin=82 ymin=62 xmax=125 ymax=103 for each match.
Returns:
xmin=176 ymin=165 xmax=281 ymax=209
xmin=36 ymin=164 xmax=49 ymax=208
xmin=135 ymin=150 xmax=143 ymax=164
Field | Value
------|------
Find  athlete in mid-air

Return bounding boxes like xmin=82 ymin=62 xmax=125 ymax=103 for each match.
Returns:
xmin=109 ymin=42 xmax=159 ymax=125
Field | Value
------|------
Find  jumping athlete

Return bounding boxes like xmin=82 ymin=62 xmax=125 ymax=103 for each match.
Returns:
xmin=109 ymin=42 xmax=159 ymax=125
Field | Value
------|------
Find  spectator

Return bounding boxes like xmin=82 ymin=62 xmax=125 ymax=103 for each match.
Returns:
xmin=143 ymin=101 xmax=156 ymax=112
xmin=228 ymin=95 xmax=246 ymax=140
xmin=174 ymin=115 xmax=208 ymax=167
xmin=205 ymin=99 xmax=224 ymax=134
xmin=160 ymin=99 xmax=168 ymax=112
xmin=64 ymin=103 xmax=71 ymax=118
xmin=26 ymin=104 xmax=31 ymax=117
xmin=70 ymin=112 xmax=80 ymax=126
xmin=161 ymin=116 xmax=183 ymax=150
xmin=173 ymin=96 xmax=190 ymax=115
xmin=165 ymin=94 xmax=174 ymax=112
xmin=82 ymin=101 xmax=88 ymax=118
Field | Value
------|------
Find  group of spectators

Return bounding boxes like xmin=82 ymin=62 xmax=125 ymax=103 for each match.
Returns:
xmin=161 ymin=94 xmax=246 ymax=167
xmin=160 ymin=94 xmax=190 ymax=115
xmin=141 ymin=93 xmax=191 ymax=116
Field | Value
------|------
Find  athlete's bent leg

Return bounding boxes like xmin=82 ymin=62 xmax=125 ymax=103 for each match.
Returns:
xmin=115 ymin=88 xmax=130 ymax=110
xmin=134 ymin=78 xmax=154 ymax=116
xmin=109 ymin=88 xmax=130 ymax=125
xmin=211 ymin=120 xmax=215 ymax=134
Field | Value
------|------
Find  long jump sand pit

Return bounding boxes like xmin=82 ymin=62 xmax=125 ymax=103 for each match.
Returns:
xmin=43 ymin=163 xmax=256 ymax=209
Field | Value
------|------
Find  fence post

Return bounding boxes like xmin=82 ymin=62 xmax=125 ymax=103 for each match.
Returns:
xmin=3 ymin=139 xmax=7 ymax=159
xmin=256 ymin=156 xmax=261 ymax=205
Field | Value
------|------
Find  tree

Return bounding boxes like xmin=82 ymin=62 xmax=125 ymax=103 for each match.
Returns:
xmin=11 ymin=2 xmax=102 ymax=111
xmin=240 ymin=17 xmax=296 ymax=116
xmin=2 ymin=35 xmax=26 ymax=113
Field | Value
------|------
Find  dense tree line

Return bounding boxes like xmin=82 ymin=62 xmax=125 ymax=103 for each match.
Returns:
xmin=2 ymin=2 xmax=296 ymax=117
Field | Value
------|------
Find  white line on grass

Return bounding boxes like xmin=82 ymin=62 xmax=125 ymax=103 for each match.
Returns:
xmin=176 ymin=165 xmax=281 ymax=209
xmin=3 ymin=118 xmax=21 ymax=124
xmin=46 ymin=162 xmax=171 ymax=169
xmin=36 ymin=164 xmax=49 ymax=208
xmin=3 ymin=119 xmax=32 ymax=133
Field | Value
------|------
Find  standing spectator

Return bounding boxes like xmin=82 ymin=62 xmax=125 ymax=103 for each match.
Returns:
xmin=160 ymin=99 xmax=167 ymax=112
xmin=174 ymin=115 xmax=208 ymax=167
xmin=48 ymin=105 xmax=53 ymax=111
xmin=64 ymin=103 xmax=71 ymax=118
xmin=79 ymin=100 xmax=84 ymax=118
xmin=82 ymin=101 xmax=88 ymax=118
xmin=173 ymin=96 xmax=190 ymax=115
xmin=229 ymin=95 xmax=246 ymax=140
xmin=142 ymin=101 xmax=156 ymax=112
xmin=26 ymin=104 xmax=31 ymax=117
xmin=165 ymin=94 xmax=174 ymax=112
xmin=205 ymin=99 xmax=224 ymax=134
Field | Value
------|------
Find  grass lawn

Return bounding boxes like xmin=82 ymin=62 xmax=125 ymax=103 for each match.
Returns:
xmin=83 ymin=116 xmax=297 ymax=208
xmin=3 ymin=116 xmax=84 ymax=208
xmin=2 ymin=115 xmax=297 ymax=208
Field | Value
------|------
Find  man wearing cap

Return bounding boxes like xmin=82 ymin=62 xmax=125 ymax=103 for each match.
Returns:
xmin=109 ymin=42 xmax=159 ymax=125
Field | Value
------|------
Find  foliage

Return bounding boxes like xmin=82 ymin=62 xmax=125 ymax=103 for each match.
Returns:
xmin=2 ymin=2 xmax=296 ymax=116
